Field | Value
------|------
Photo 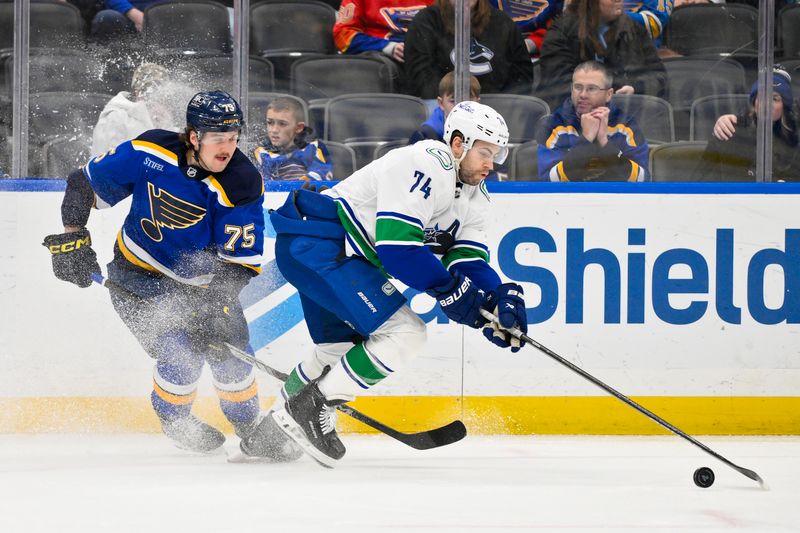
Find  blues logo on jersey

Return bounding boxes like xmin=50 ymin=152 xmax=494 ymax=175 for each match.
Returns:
xmin=141 ymin=183 xmax=207 ymax=242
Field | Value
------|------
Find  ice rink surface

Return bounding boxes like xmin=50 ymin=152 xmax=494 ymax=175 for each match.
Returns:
xmin=0 ymin=434 xmax=797 ymax=533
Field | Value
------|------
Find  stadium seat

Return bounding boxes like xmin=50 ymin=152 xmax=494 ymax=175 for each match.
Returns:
xmin=648 ymin=141 xmax=708 ymax=182
xmin=0 ymin=1 xmax=85 ymax=51
xmin=323 ymin=94 xmax=427 ymax=166
xmin=158 ymin=53 xmax=275 ymax=93
xmin=611 ymin=94 xmax=675 ymax=144
xmin=478 ymin=94 xmax=549 ymax=144
xmin=290 ymin=55 xmax=400 ymax=101
xmin=510 ymin=140 xmax=538 ymax=182
xmin=372 ymin=140 xmax=407 ymax=160
xmin=323 ymin=140 xmax=357 ymax=179
xmin=663 ymin=4 xmax=758 ymax=56
xmin=42 ymin=135 xmax=92 ymax=178
xmin=662 ymin=57 xmax=747 ymax=140
xmin=4 ymin=50 xmax=112 ymax=96
xmin=250 ymin=1 xmax=336 ymax=56
xmin=689 ymin=94 xmax=749 ymax=142
xmin=27 ymin=92 xmax=110 ymax=176
xmin=143 ymin=1 xmax=231 ymax=53
xmin=778 ymin=4 xmax=800 ymax=59
xmin=250 ymin=1 xmax=337 ymax=87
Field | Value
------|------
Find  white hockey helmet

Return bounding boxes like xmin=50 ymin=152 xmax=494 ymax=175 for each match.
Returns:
xmin=443 ymin=101 xmax=509 ymax=164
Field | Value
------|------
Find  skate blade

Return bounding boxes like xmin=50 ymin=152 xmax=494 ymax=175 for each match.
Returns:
xmin=271 ymin=409 xmax=338 ymax=469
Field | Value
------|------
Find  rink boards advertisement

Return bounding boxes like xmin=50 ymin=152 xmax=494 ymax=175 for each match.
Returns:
xmin=1 ymin=181 xmax=798 ymax=435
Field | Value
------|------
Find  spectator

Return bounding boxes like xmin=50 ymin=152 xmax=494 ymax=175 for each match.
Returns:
xmin=489 ymin=0 xmax=565 ymax=58
xmin=90 ymin=0 xmax=157 ymax=44
xmin=538 ymin=61 xmax=649 ymax=182
xmin=404 ymin=0 xmax=533 ymax=99
xmin=537 ymin=0 xmax=666 ymax=109
xmin=332 ymin=0 xmax=433 ymax=63
xmin=693 ymin=66 xmax=800 ymax=182
xmin=409 ymin=71 xmax=481 ymax=144
xmin=625 ymin=0 xmax=673 ymax=48
xmin=92 ymin=63 xmax=179 ymax=154
xmin=407 ymin=72 xmax=504 ymax=179
xmin=253 ymin=97 xmax=333 ymax=182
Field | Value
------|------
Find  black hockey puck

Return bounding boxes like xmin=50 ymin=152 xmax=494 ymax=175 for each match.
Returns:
xmin=693 ymin=466 xmax=715 ymax=488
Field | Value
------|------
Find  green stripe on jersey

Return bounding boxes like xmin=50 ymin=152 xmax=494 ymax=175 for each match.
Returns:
xmin=335 ymin=203 xmax=389 ymax=276
xmin=345 ymin=343 xmax=389 ymax=387
xmin=376 ymin=217 xmax=424 ymax=245
xmin=442 ymin=246 xmax=489 ymax=270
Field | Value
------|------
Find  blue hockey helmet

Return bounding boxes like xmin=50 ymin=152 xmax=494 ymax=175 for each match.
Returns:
xmin=186 ymin=90 xmax=244 ymax=133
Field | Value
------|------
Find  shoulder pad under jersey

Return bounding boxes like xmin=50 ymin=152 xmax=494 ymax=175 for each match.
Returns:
xmin=212 ymin=149 xmax=264 ymax=206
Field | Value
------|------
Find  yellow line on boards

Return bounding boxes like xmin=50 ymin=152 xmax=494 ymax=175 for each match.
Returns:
xmin=0 ymin=396 xmax=797 ymax=435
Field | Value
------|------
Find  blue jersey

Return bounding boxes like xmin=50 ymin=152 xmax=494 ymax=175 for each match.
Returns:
xmin=625 ymin=0 xmax=673 ymax=47
xmin=253 ymin=139 xmax=333 ymax=182
xmin=84 ymin=129 xmax=265 ymax=286
xmin=537 ymin=99 xmax=649 ymax=182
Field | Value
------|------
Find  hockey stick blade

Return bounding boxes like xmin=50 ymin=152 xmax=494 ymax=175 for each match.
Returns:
xmin=480 ymin=309 xmax=767 ymax=489
xmin=224 ymin=343 xmax=467 ymax=451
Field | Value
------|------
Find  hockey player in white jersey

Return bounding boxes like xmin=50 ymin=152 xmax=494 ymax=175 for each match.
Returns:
xmin=265 ymin=101 xmax=529 ymax=467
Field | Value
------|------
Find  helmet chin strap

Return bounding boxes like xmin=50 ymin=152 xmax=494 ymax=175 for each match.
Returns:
xmin=452 ymin=139 xmax=469 ymax=184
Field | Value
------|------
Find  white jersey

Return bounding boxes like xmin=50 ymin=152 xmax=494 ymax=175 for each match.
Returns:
xmin=322 ymin=140 xmax=494 ymax=290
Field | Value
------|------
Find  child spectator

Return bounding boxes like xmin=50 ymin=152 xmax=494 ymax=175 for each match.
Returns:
xmin=253 ymin=97 xmax=333 ymax=182
xmin=409 ymin=72 xmax=481 ymax=144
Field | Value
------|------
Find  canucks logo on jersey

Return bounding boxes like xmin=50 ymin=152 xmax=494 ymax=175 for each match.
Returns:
xmin=424 ymin=220 xmax=461 ymax=256
xmin=140 ymin=182 xmax=207 ymax=242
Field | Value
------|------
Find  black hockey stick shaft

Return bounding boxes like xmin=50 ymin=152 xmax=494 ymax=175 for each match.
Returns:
xmin=481 ymin=309 xmax=766 ymax=488
xmin=223 ymin=342 xmax=466 ymax=450
xmin=90 ymin=273 xmax=465 ymax=450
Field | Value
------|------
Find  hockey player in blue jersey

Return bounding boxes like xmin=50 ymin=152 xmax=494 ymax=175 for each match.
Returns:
xmin=43 ymin=90 xmax=301 ymax=460
xmin=262 ymin=101 xmax=530 ymax=467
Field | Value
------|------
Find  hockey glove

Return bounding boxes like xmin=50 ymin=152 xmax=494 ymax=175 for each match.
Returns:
xmin=42 ymin=229 xmax=101 ymax=288
xmin=427 ymin=272 xmax=488 ymax=328
xmin=195 ymin=264 xmax=252 ymax=358
xmin=482 ymin=283 xmax=527 ymax=353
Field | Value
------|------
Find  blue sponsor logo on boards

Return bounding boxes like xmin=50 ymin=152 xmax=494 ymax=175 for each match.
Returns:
xmin=496 ymin=227 xmax=800 ymax=325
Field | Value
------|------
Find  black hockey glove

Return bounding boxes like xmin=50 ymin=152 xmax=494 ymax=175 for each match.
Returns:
xmin=427 ymin=272 xmax=489 ymax=328
xmin=194 ymin=264 xmax=252 ymax=359
xmin=42 ymin=229 xmax=101 ymax=288
xmin=482 ymin=283 xmax=527 ymax=353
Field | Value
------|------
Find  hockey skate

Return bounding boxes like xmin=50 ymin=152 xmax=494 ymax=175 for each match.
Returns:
xmin=159 ymin=414 xmax=225 ymax=453
xmin=237 ymin=413 xmax=303 ymax=462
xmin=271 ymin=382 xmax=346 ymax=468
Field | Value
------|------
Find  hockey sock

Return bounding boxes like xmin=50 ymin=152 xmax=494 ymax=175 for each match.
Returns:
xmin=318 ymin=342 xmax=392 ymax=401
xmin=280 ymin=342 xmax=351 ymax=400
xmin=318 ymin=306 xmax=426 ymax=402
xmin=210 ymin=359 xmax=260 ymax=427
xmin=151 ymin=362 xmax=202 ymax=420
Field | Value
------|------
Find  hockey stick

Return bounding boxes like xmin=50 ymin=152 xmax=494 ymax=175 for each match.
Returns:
xmin=480 ymin=309 xmax=767 ymax=489
xmin=90 ymin=273 xmax=466 ymax=450
xmin=223 ymin=342 xmax=467 ymax=451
